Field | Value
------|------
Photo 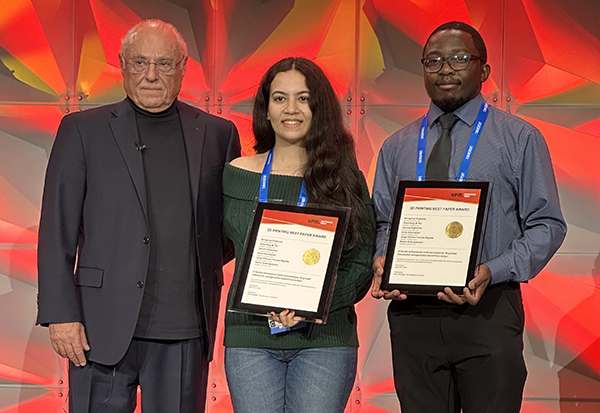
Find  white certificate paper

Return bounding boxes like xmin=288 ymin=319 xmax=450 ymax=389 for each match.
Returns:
xmin=389 ymin=187 xmax=482 ymax=286
xmin=241 ymin=209 xmax=338 ymax=312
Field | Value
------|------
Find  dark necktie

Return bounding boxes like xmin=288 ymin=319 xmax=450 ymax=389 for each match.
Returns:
xmin=426 ymin=113 xmax=459 ymax=180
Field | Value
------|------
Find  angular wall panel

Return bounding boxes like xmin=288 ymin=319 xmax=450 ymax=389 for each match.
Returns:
xmin=0 ymin=1 xmax=598 ymax=411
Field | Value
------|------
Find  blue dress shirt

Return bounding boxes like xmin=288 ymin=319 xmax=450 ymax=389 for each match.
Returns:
xmin=373 ymin=94 xmax=567 ymax=284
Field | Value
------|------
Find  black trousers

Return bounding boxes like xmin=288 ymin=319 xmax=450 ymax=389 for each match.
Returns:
xmin=388 ymin=283 xmax=527 ymax=413
xmin=68 ymin=337 xmax=208 ymax=413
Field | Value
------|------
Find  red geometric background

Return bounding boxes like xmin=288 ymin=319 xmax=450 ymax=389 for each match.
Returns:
xmin=0 ymin=0 xmax=598 ymax=412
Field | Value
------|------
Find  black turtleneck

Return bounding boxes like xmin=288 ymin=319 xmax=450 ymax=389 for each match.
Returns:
xmin=129 ymin=98 xmax=202 ymax=340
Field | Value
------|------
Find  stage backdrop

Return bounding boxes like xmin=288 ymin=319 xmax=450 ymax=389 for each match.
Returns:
xmin=0 ymin=0 xmax=598 ymax=412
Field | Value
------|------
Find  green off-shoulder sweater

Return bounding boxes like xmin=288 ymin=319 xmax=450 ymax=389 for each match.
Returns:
xmin=223 ymin=163 xmax=376 ymax=349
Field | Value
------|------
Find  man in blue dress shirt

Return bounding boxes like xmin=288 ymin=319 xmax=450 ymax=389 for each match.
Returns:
xmin=371 ymin=21 xmax=567 ymax=413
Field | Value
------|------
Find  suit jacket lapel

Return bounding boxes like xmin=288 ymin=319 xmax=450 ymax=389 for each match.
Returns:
xmin=178 ymin=102 xmax=206 ymax=218
xmin=109 ymin=100 xmax=148 ymax=220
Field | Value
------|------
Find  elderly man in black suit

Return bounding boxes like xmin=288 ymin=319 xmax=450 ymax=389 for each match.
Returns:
xmin=36 ymin=19 xmax=240 ymax=413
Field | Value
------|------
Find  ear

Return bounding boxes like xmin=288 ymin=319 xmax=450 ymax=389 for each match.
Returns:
xmin=481 ymin=63 xmax=491 ymax=83
xmin=181 ymin=55 xmax=189 ymax=73
xmin=118 ymin=52 xmax=126 ymax=73
xmin=266 ymin=114 xmax=270 ymax=120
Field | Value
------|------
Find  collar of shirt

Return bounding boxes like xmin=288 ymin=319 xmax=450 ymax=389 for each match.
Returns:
xmin=427 ymin=94 xmax=484 ymax=130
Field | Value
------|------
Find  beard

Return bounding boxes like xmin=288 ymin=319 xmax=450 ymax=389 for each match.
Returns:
xmin=431 ymin=94 xmax=473 ymax=113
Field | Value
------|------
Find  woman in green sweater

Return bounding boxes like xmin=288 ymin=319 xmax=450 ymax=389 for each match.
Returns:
xmin=222 ymin=57 xmax=376 ymax=413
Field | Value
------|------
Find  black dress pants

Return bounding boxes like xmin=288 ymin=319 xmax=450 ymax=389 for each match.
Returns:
xmin=388 ymin=283 xmax=527 ymax=413
xmin=68 ymin=337 xmax=208 ymax=413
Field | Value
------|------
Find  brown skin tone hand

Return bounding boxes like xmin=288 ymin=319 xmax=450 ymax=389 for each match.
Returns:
xmin=371 ymin=255 xmax=491 ymax=305
xmin=371 ymin=256 xmax=407 ymax=301
xmin=437 ymin=264 xmax=491 ymax=305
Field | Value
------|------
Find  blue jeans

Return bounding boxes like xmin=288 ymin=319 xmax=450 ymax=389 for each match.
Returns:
xmin=225 ymin=347 xmax=357 ymax=413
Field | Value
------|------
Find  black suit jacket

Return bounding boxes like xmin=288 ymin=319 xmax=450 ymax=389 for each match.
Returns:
xmin=36 ymin=99 xmax=240 ymax=365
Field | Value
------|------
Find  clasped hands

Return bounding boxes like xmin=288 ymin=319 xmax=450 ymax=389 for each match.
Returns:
xmin=371 ymin=255 xmax=491 ymax=306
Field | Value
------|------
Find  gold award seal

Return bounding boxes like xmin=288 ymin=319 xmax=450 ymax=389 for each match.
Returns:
xmin=445 ymin=221 xmax=464 ymax=239
xmin=302 ymin=248 xmax=321 ymax=266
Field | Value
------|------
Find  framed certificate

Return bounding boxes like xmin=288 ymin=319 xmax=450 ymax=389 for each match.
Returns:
xmin=229 ymin=202 xmax=350 ymax=322
xmin=382 ymin=181 xmax=489 ymax=295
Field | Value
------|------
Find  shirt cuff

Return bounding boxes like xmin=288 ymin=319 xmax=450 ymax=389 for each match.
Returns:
xmin=484 ymin=256 xmax=511 ymax=284
xmin=375 ymin=232 xmax=388 ymax=259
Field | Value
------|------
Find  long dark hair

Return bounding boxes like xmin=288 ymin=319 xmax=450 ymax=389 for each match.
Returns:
xmin=253 ymin=57 xmax=370 ymax=249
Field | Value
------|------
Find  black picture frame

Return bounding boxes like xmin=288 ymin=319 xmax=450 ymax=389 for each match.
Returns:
xmin=382 ymin=180 xmax=489 ymax=295
xmin=229 ymin=202 xmax=350 ymax=322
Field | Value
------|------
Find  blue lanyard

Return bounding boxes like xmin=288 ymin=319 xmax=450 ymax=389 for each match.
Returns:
xmin=259 ymin=147 xmax=307 ymax=206
xmin=260 ymin=147 xmax=308 ymax=334
xmin=416 ymin=101 xmax=489 ymax=182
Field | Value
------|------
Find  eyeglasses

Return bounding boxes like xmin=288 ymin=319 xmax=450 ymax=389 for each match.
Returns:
xmin=421 ymin=54 xmax=485 ymax=73
xmin=123 ymin=56 xmax=185 ymax=75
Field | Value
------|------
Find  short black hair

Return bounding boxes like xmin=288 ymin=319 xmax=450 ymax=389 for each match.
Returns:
xmin=423 ymin=21 xmax=487 ymax=63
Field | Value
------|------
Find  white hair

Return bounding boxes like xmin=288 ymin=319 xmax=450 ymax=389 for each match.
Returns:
xmin=121 ymin=19 xmax=188 ymax=57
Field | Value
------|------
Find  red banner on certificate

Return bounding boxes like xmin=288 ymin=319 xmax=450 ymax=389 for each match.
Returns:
xmin=260 ymin=209 xmax=339 ymax=232
xmin=404 ymin=187 xmax=482 ymax=204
